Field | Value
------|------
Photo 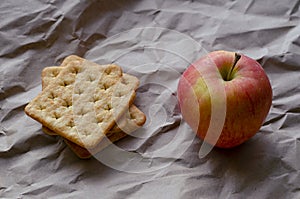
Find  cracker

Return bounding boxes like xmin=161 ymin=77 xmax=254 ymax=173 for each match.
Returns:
xmin=25 ymin=56 xmax=138 ymax=149
xmin=40 ymin=58 xmax=145 ymax=158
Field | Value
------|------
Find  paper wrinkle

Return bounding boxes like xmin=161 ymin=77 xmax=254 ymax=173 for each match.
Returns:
xmin=1 ymin=0 xmax=300 ymax=198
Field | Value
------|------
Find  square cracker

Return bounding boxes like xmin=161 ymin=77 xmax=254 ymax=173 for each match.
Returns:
xmin=25 ymin=56 xmax=138 ymax=149
xmin=41 ymin=65 xmax=146 ymax=158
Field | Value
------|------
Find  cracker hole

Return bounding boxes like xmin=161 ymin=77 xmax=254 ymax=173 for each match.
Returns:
xmin=66 ymin=121 xmax=75 ymax=128
xmin=97 ymin=118 xmax=104 ymax=125
xmin=84 ymin=130 xmax=90 ymax=136
xmin=130 ymin=113 xmax=136 ymax=119
xmin=75 ymin=69 xmax=79 ymax=74
xmin=103 ymin=104 xmax=112 ymax=111
xmin=75 ymin=88 xmax=83 ymax=95
xmin=53 ymin=112 xmax=60 ymax=119
xmin=100 ymin=83 xmax=109 ymax=91
xmin=79 ymin=108 xmax=88 ymax=116
xmin=60 ymin=80 xmax=70 ymax=87
xmin=104 ymin=83 xmax=111 ymax=90
xmin=48 ymin=92 xmax=57 ymax=99
xmin=115 ymin=91 xmax=123 ymax=97
xmin=92 ymin=96 xmax=100 ymax=103
xmin=72 ymin=67 xmax=80 ymax=75
xmin=104 ymin=68 xmax=112 ymax=75
xmin=88 ymin=75 xmax=95 ymax=82
xmin=63 ymin=100 xmax=72 ymax=108
xmin=38 ymin=104 xmax=46 ymax=110
xmin=51 ymin=71 xmax=59 ymax=77
xmin=121 ymin=78 xmax=129 ymax=85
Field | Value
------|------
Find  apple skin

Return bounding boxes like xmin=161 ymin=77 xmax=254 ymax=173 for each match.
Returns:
xmin=177 ymin=50 xmax=272 ymax=148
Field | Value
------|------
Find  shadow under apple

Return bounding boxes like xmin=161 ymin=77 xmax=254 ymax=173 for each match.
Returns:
xmin=198 ymin=133 xmax=293 ymax=195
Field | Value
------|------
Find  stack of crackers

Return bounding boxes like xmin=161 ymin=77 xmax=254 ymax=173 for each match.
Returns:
xmin=25 ymin=55 xmax=146 ymax=159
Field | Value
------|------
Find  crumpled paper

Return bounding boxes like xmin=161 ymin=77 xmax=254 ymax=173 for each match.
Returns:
xmin=1 ymin=0 xmax=300 ymax=198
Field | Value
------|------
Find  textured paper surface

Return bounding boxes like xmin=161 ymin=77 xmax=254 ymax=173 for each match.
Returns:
xmin=1 ymin=0 xmax=300 ymax=198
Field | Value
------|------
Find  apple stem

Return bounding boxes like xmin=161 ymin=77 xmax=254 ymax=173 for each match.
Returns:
xmin=226 ymin=53 xmax=241 ymax=81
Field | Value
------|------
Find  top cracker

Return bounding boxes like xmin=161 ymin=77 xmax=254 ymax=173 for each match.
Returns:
xmin=25 ymin=56 xmax=138 ymax=149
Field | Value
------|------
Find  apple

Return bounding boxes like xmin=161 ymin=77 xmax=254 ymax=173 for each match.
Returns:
xmin=177 ymin=50 xmax=272 ymax=148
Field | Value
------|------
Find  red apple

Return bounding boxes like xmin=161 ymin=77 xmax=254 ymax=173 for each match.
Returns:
xmin=177 ymin=50 xmax=272 ymax=148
